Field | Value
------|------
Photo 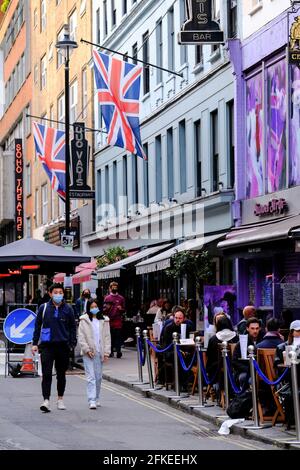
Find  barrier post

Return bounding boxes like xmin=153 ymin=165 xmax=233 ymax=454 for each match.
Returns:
xmin=222 ymin=341 xmax=230 ymax=410
xmin=284 ymin=349 xmax=300 ymax=444
xmin=243 ymin=345 xmax=270 ymax=429
xmin=191 ymin=337 xmax=205 ymax=407
xmin=173 ymin=332 xmax=181 ymax=397
xmin=143 ymin=330 xmax=154 ymax=390
xmin=135 ymin=327 xmax=143 ymax=384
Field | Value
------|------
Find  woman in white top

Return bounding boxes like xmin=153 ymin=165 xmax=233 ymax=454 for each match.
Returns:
xmin=78 ymin=299 xmax=111 ymax=409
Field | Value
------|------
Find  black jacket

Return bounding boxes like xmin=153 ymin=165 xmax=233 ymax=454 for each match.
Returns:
xmin=32 ymin=300 xmax=77 ymax=348
xmin=206 ymin=332 xmax=238 ymax=382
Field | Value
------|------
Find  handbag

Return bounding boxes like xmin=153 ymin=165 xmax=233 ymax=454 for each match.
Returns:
xmin=40 ymin=303 xmax=51 ymax=343
xmin=226 ymin=391 xmax=253 ymax=419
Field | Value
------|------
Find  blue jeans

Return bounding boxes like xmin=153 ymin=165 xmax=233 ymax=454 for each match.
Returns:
xmin=83 ymin=353 xmax=103 ymax=403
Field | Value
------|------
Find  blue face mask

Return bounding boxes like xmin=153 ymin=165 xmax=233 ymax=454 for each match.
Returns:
xmin=52 ymin=294 xmax=64 ymax=304
xmin=90 ymin=308 xmax=99 ymax=315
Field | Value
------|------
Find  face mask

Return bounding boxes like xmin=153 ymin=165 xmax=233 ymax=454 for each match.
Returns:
xmin=53 ymin=294 xmax=63 ymax=304
xmin=111 ymin=289 xmax=117 ymax=294
xmin=83 ymin=293 xmax=90 ymax=298
xmin=90 ymin=308 xmax=99 ymax=315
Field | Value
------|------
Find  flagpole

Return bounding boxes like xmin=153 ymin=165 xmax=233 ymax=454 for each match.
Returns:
xmin=81 ymin=38 xmax=184 ymax=78
xmin=27 ymin=114 xmax=107 ymax=134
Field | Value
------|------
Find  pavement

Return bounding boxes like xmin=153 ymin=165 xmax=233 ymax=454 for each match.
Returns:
xmin=102 ymin=346 xmax=300 ymax=451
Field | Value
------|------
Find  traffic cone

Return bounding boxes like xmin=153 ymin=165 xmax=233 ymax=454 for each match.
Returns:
xmin=20 ymin=343 xmax=36 ymax=373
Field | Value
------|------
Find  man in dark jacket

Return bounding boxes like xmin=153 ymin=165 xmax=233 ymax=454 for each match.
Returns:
xmin=236 ymin=305 xmax=256 ymax=334
xmin=232 ymin=317 xmax=263 ymax=388
xmin=161 ymin=308 xmax=194 ymax=392
xmin=256 ymin=318 xmax=284 ymax=349
xmin=32 ymin=283 xmax=77 ymax=413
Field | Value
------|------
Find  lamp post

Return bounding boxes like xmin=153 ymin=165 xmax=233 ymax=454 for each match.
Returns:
xmin=55 ymin=25 xmax=78 ymax=237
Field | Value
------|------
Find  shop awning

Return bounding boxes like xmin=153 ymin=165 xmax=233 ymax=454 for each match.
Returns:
xmin=217 ymin=215 xmax=300 ymax=250
xmin=53 ymin=272 xmax=65 ymax=283
xmin=97 ymin=243 xmax=172 ymax=280
xmin=135 ymin=233 xmax=226 ymax=275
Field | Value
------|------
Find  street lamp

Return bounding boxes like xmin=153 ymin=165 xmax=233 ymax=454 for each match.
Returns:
xmin=55 ymin=25 xmax=78 ymax=237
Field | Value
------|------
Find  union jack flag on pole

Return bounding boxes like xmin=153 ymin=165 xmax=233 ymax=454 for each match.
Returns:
xmin=93 ymin=50 xmax=146 ymax=160
xmin=33 ymin=122 xmax=66 ymax=200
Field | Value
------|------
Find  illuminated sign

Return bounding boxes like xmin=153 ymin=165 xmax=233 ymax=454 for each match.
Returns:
xmin=254 ymin=198 xmax=288 ymax=217
xmin=178 ymin=0 xmax=224 ymax=45
xmin=15 ymin=139 xmax=24 ymax=240
xmin=70 ymin=123 xmax=95 ymax=199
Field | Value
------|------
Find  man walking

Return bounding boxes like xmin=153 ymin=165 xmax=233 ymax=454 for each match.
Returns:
xmin=32 ymin=283 xmax=77 ymax=412
xmin=104 ymin=282 xmax=125 ymax=358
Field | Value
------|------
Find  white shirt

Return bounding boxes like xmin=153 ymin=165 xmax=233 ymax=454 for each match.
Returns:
xmin=92 ymin=318 xmax=101 ymax=353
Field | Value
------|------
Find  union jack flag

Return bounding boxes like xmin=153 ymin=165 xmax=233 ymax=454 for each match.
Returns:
xmin=33 ymin=122 xmax=66 ymax=200
xmin=93 ymin=50 xmax=146 ymax=160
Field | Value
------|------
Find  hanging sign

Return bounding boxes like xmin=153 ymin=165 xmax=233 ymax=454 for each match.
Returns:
xmin=15 ymin=139 xmax=24 ymax=240
xmin=289 ymin=9 xmax=300 ymax=64
xmin=178 ymin=0 xmax=224 ymax=45
xmin=70 ymin=123 xmax=95 ymax=199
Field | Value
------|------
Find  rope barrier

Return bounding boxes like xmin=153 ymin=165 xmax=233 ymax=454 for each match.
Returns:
xmin=252 ymin=359 xmax=289 ymax=385
xmin=146 ymin=339 xmax=173 ymax=354
xmin=197 ymin=349 xmax=218 ymax=385
xmin=176 ymin=347 xmax=196 ymax=372
xmin=138 ymin=336 xmax=146 ymax=366
xmin=226 ymin=356 xmax=247 ymax=395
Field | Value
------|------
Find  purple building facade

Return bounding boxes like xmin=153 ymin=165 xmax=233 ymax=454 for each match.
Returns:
xmin=219 ymin=9 xmax=300 ymax=323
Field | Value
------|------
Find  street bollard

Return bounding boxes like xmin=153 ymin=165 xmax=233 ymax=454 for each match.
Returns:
xmin=284 ymin=349 xmax=300 ymax=444
xmin=222 ymin=341 xmax=230 ymax=410
xmin=173 ymin=332 xmax=181 ymax=397
xmin=135 ymin=327 xmax=143 ymax=384
xmin=243 ymin=345 xmax=270 ymax=429
xmin=192 ymin=337 xmax=205 ymax=407
xmin=143 ymin=330 xmax=154 ymax=390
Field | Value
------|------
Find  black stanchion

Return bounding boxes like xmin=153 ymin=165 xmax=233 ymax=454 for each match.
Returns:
xmin=143 ymin=330 xmax=154 ymax=390
xmin=135 ymin=327 xmax=143 ymax=385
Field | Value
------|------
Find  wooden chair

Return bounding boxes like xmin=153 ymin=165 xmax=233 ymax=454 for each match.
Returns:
xmin=256 ymin=348 xmax=285 ymax=426
xmin=191 ymin=350 xmax=216 ymax=401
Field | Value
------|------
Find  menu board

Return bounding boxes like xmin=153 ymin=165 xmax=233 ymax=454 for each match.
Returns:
xmin=280 ymin=283 xmax=300 ymax=308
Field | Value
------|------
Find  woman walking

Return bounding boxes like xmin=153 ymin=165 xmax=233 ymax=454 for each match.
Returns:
xmin=78 ymin=299 xmax=111 ymax=409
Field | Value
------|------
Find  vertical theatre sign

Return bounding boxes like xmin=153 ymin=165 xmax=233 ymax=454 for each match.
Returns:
xmin=178 ymin=0 xmax=224 ymax=45
xmin=289 ymin=6 xmax=300 ymax=64
xmin=70 ymin=123 xmax=95 ymax=199
xmin=15 ymin=139 xmax=24 ymax=240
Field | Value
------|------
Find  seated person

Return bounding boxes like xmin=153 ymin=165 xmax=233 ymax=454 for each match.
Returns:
xmin=232 ymin=317 xmax=263 ymax=389
xmin=160 ymin=308 xmax=194 ymax=392
xmin=256 ymin=318 xmax=284 ymax=349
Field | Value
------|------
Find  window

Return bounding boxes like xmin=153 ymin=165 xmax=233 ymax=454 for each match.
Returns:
xmin=34 ymin=64 xmax=38 ymax=85
xmin=25 ymin=105 xmax=31 ymax=136
xmin=41 ymin=0 xmax=46 ymax=32
xmin=26 ymin=163 xmax=31 ymax=196
xmin=195 ymin=45 xmax=203 ymax=65
xmin=113 ymin=161 xmax=118 ymax=214
xmin=50 ymin=104 xmax=54 ymax=125
xmin=194 ymin=120 xmax=201 ymax=197
xmin=96 ymin=8 xmax=100 ymax=44
xmin=82 ymin=68 xmax=88 ymax=119
xmin=35 ymin=188 xmax=39 ymax=227
xmin=48 ymin=42 xmax=54 ymax=62
xmin=156 ymin=20 xmax=163 ymax=84
xmin=143 ymin=144 xmax=149 ymax=207
xmin=132 ymin=155 xmax=138 ymax=206
xmin=155 ymin=135 xmax=162 ymax=203
xmin=167 ymin=128 xmax=174 ymax=199
xmin=179 ymin=120 xmax=187 ymax=193
xmin=123 ymin=0 xmax=127 ymax=15
xmin=80 ymin=0 xmax=87 ymax=16
xmin=105 ymin=165 xmax=110 ymax=205
xmin=123 ymin=155 xmax=128 ymax=213
xmin=57 ymin=93 xmax=65 ymax=130
xmin=69 ymin=10 xmax=77 ymax=42
xmin=57 ymin=28 xmax=64 ymax=68
xmin=20 ymin=54 xmax=25 ymax=85
xmin=180 ymin=0 xmax=187 ymax=65
xmin=40 ymin=55 xmax=47 ymax=90
xmin=228 ymin=0 xmax=237 ymax=38
xmin=26 ymin=217 xmax=31 ymax=238
xmin=70 ymin=80 xmax=78 ymax=123
xmin=42 ymin=184 xmax=48 ymax=224
xmin=103 ymin=0 xmax=108 ymax=37
xmin=211 ymin=0 xmax=220 ymax=54
xmin=168 ymin=7 xmax=175 ymax=73
xmin=227 ymin=100 xmax=235 ymax=189
xmin=34 ymin=8 xmax=38 ymax=28
xmin=111 ymin=0 xmax=117 ymax=27
xmin=211 ymin=110 xmax=219 ymax=192
xmin=132 ymin=42 xmax=138 ymax=65
xmin=142 ymin=31 xmax=150 ymax=95
xmin=97 ymin=169 xmax=102 ymax=222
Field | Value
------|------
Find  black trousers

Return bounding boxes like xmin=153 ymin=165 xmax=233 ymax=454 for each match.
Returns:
xmin=111 ymin=328 xmax=122 ymax=354
xmin=40 ymin=343 xmax=70 ymax=399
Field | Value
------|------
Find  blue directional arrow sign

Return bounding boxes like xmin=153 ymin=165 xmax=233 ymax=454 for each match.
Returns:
xmin=3 ymin=308 xmax=37 ymax=345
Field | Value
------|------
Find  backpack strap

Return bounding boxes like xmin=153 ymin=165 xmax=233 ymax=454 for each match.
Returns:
xmin=42 ymin=303 xmax=47 ymax=319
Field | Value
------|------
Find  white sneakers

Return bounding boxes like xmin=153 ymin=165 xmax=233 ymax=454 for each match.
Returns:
xmin=89 ymin=401 xmax=97 ymax=409
xmin=40 ymin=399 xmax=51 ymax=412
xmin=57 ymin=399 xmax=66 ymax=410
xmin=96 ymin=400 xmax=101 ymax=407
